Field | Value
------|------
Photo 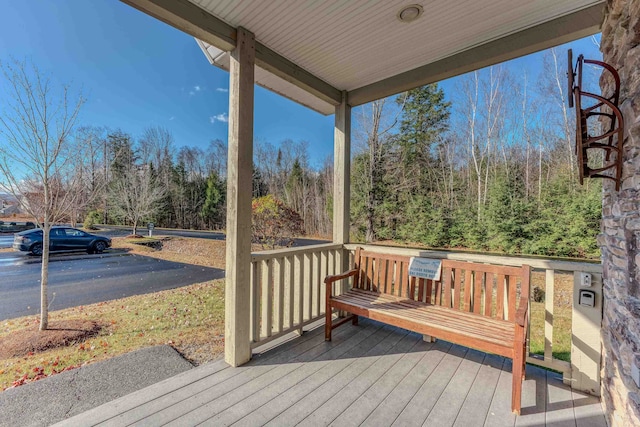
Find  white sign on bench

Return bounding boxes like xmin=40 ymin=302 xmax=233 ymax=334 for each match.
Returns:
xmin=408 ymin=257 xmax=442 ymax=281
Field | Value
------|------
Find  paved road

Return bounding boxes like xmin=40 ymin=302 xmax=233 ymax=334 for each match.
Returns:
xmin=0 ymin=234 xmax=12 ymax=248
xmin=97 ymin=225 xmax=329 ymax=247
xmin=0 ymin=226 xmax=330 ymax=249
xmin=96 ymin=225 xmax=226 ymax=241
xmin=0 ymin=251 xmax=224 ymax=321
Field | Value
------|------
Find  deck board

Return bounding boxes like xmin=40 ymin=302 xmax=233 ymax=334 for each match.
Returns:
xmin=160 ymin=319 xmax=376 ymax=426
xmin=327 ymin=335 xmax=434 ymax=427
xmin=392 ymin=344 xmax=470 ymax=426
xmin=297 ymin=328 xmax=417 ymax=426
xmin=207 ymin=322 xmax=386 ymax=426
xmin=425 ymin=349 xmax=486 ymax=426
xmin=55 ymin=318 xmax=606 ymax=427
xmin=515 ymin=365 xmax=548 ymax=426
xmin=234 ymin=324 xmax=392 ymax=427
xmin=453 ymin=353 xmax=504 ymax=427
xmin=264 ymin=326 xmax=403 ymax=427
xmin=361 ymin=340 xmax=453 ymax=427
xmin=545 ymin=370 xmax=579 ymax=427
xmin=484 ymin=359 xmax=518 ymax=427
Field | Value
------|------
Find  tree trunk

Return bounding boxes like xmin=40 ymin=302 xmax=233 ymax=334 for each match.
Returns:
xmin=39 ymin=222 xmax=50 ymax=330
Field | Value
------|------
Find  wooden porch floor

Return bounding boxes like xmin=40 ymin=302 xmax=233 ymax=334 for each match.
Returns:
xmin=58 ymin=319 xmax=606 ymax=426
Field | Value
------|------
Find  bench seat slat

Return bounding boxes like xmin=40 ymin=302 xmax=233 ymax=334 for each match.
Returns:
xmin=332 ymin=289 xmax=515 ymax=353
xmin=335 ymin=289 xmax=515 ymax=334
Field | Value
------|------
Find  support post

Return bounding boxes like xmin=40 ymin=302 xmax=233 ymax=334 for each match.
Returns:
xmin=333 ymin=92 xmax=351 ymax=302
xmin=333 ymin=91 xmax=351 ymax=247
xmin=570 ymin=271 xmax=603 ymax=395
xmin=225 ymin=27 xmax=255 ymax=367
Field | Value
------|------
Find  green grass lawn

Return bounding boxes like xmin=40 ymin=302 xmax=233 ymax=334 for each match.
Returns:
xmin=528 ymin=271 xmax=573 ymax=362
xmin=0 ymin=279 xmax=225 ymax=390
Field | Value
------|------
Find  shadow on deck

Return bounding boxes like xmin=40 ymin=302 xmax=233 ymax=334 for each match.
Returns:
xmin=57 ymin=318 xmax=605 ymax=426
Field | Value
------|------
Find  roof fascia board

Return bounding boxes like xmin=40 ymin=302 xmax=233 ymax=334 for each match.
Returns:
xmin=254 ymin=43 xmax=341 ymax=106
xmin=122 ymin=0 xmax=342 ymax=106
xmin=347 ymin=2 xmax=605 ymax=107
xmin=122 ymin=0 xmax=237 ymax=51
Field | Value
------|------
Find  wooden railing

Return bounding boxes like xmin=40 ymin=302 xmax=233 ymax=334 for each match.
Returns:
xmin=250 ymin=242 xmax=603 ymax=393
xmin=249 ymin=243 xmax=343 ymax=348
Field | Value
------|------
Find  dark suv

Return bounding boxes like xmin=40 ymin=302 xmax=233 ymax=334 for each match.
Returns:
xmin=13 ymin=227 xmax=112 ymax=256
xmin=0 ymin=221 xmax=36 ymax=233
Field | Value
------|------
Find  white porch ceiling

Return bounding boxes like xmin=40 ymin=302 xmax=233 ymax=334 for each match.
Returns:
xmin=124 ymin=0 xmax=604 ymax=115
xmin=196 ymin=39 xmax=337 ymax=115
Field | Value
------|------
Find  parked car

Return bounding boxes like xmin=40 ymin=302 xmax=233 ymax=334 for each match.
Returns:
xmin=12 ymin=226 xmax=112 ymax=256
xmin=0 ymin=221 xmax=36 ymax=233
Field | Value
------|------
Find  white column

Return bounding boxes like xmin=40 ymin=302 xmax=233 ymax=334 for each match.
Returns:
xmin=333 ymin=91 xmax=351 ymax=245
xmin=225 ymin=27 xmax=255 ymax=367
xmin=333 ymin=92 xmax=351 ymax=285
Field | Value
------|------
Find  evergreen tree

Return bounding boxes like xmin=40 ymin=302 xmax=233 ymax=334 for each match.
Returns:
xmin=202 ymin=172 xmax=225 ymax=229
xmin=396 ymin=84 xmax=451 ymax=166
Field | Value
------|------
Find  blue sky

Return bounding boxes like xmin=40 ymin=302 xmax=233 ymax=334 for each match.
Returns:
xmin=0 ymin=1 xmax=601 ymax=168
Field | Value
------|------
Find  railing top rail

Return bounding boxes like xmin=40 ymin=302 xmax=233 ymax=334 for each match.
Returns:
xmin=343 ymin=243 xmax=602 ymax=273
xmin=251 ymin=243 xmax=343 ymax=262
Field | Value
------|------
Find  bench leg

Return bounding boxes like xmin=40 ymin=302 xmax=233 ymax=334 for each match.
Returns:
xmin=325 ymin=307 xmax=332 ymax=341
xmin=521 ymin=342 xmax=527 ymax=381
xmin=511 ymin=351 xmax=524 ymax=414
xmin=352 ymin=315 xmax=358 ymax=326
xmin=423 ymin=334 xmax=436 ymax=343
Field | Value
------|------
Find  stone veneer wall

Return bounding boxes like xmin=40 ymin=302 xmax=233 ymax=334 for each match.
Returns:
xmin=599 ymin=0 xmax=640 ymax=425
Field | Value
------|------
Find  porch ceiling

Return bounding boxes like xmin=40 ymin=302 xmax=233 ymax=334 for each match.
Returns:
xmin=123 ymin=0 xmax=604 ymax=114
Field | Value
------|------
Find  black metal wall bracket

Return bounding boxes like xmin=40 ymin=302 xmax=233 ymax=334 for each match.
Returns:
xmin=568 ymin=49 xmax=624 ymax=191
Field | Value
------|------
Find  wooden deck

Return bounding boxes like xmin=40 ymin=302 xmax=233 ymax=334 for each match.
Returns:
xmin=58 ymin=319 xmax=606 ymax=426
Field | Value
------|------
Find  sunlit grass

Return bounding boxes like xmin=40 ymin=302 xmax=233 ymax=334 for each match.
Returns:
xmin=529 ymin=271 xmax=573 ymax=362
xmin=0 ymin=279 xmax=225 ymax=390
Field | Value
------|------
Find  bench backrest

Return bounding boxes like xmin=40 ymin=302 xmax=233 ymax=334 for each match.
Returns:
xmin=352 ymin=248 xmax=530 ymax=322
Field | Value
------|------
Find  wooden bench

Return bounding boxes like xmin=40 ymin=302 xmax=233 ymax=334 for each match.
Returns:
xmin=324 ymin=248 xmax=531 ymax=414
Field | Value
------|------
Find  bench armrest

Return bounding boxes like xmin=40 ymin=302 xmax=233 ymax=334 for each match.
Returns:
xmin=324 ymin=268 xmax=358 ymax=285
xmin=515 ymin=295 xmax=529 ymax=327
xmin=324 ymin=268 xmax=358 ymax=299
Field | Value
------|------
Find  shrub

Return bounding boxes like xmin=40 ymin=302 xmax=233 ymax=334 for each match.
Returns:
xmin=83 ymin=210 xmax=103 ymax=230
xmin=252 ymin=195 xmax=304 ymax=249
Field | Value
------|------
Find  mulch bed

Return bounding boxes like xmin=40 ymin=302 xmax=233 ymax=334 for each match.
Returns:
xmin=0 ymin=320 xmax=103 ymax=359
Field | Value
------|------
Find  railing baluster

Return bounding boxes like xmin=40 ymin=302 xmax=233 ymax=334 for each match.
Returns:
xmin=260 ymin=259 xmax=273 ymax=339
xmin=305 ymin=252 xmax=313 ymax=321
xmin=312 ymin=251 xmax=319 ymax=318
xmin=328 ymin=249 xmax=334 ymax=276
xmin=320 ymin=250 xmax=328 ymax=314
xmin=273 ymin=257 xmax=284 ymax=335
xmin=250 ymin=260 xmax=260 ymax=342
xmin=294 ymin=254 xmax=303 ymax=327
xmin=544 ymin=269 xmax=555 ymax=362
xmin=283 ymin=256 xmax=292 ymax=330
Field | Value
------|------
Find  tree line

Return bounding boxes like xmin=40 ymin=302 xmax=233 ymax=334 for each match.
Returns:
xmin=67 ymin=127 xmax=334 ymax=239
xmin=351 ymin=49 xmax=602 ymax=258
xmin=2 ymin=49 xmax=603 ymax=260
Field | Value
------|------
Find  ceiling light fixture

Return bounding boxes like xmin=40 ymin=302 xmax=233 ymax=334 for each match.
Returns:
xmin=397 ymin=4 xmax=423 ymax=23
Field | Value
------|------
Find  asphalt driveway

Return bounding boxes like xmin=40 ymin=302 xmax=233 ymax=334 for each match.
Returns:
xmin=0 ymin=251 xmax=224 ymax=321
xmin=0 ymin=234 xmax=12 ymax=248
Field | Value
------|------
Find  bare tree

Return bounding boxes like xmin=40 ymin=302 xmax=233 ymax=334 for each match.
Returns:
xmin=540 ymin=48 xmax=576 ymax=183
xmin=69 ymin=126 xmax=107 ymax=226
xmin=456 ymin=66 xmax=509 ymax=219
xmin=108 ymin=162 xmax=165 ymax=236
xmin=354 ymin=97 xmax=404 ymax=242
xmin=0 ymin=59 xmax=84 ymax=330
